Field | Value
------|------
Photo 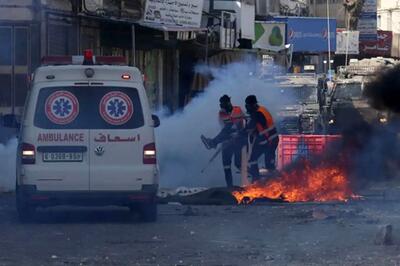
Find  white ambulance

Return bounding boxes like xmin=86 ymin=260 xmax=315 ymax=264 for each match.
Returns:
xmin=12 ymin=51 xmax=160 ymax=222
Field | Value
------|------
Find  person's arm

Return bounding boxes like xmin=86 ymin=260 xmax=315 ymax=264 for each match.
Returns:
xmin=256 ymin=111 xmax=267 ymax=127
xmin=245 ymin=111 xmax=266 ymax=131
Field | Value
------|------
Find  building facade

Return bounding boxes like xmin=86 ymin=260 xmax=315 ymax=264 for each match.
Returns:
xmin=309 ymin=0 xmax=347 ymax=28
xmin=378 ymin=0 xmax=400 ymax=33
xmin=378 ymin=0 xmax=400 ymax=58
xmin=0 ymin=0 xmax=40 ymax=115
xmin=0 ymin=0 xmax=206 ymax=115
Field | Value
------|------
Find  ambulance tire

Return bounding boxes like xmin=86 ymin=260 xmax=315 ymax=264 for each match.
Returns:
xmin=16 ymin=190 xmax=36 ymax=223
xmin=137 ymin=202 xmax=158 ymax=222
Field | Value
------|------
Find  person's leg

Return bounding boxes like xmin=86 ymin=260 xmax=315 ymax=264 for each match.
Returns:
xmin=233 ymin=142 xmax=242 ymax=171
xmin=264 ymin=138 xmax=279 ymax=170
xmin=248 ymin=144 xmax=263 ymax=182
xmin=222 ymin=146 xmax=234 ymax=187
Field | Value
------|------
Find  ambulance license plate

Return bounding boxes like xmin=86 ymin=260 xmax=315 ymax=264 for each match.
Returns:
xmin=43 ymin=152 xmax=83 ymax=162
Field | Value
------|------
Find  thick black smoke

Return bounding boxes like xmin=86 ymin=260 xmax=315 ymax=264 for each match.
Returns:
xmin=364 ymin=65 xmax=400 ymax=113
xmin=273 ymin=65 xmax=400 ymax=189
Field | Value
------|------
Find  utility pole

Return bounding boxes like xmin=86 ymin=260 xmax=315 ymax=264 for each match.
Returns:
xmin=327 ymin=0 xmax=332 ymax=79
xmin=207 ymin=0 xmax=214 ymax=27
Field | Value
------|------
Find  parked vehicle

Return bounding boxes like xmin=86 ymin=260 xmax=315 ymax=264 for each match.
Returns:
xmin=10 ymin=51 xmax=160 ymax=222
xmin=274 ymin=74 xmax=324 ymax=134
xmin=325 ymin=58 xmax=398 ymax=134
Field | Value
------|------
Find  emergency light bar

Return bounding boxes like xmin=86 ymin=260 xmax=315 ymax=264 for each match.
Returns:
xmin=41 ymin=53 xmax=126 ymax=66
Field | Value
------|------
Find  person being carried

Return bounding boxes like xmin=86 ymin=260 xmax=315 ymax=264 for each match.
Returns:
xmin=203 ymin=95 xmax=245 ymax=187
xmin=244 ymin=95 xmax=279 ymax=182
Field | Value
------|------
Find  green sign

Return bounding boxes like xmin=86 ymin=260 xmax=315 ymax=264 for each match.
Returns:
xmin=253 ymin=22 xmax=286 ymax=52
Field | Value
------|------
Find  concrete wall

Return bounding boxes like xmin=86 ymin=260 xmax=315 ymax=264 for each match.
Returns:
xmin=0 ymin=0 xmax=35 ymax=21
xmin=378 ymin=0 xmax=400 ymax=33
xmin=310 ymin=1 xmax=346 ymax=28
xmin=379 ymin=0 xmax=399 ymax=9
xmin=40 ymin=0 xmax=72 ymax=11
xmin=378 ymin=9 xmax=400 ymax=33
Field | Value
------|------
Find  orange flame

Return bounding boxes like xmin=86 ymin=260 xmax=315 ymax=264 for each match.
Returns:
xmin=232 ymin=160 xmax=357 ymax=203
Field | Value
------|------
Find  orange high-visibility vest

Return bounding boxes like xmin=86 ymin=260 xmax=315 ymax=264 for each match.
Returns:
xmin=256 ymin=106 xmax=278 ymax=143
xmin=219 ymin=106 xmax=245 ymax=129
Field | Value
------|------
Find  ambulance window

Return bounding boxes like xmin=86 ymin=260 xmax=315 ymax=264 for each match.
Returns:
xmin=34 ymin=86 xmax=144 ymax=129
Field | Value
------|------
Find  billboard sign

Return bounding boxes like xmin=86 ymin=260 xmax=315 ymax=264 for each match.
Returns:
xmin=274 ymin=17 xmax=336 ymax=53
xmin=143 ymin=0 xmax=204 ymax=28
xmin=360 ymin=30 xmax=392 ymax=57
xmin=336 ymin=30 xmax=359 ymax=55
xmin=253 ymin=22 xmax=286 ymax=52
xmin=358 ymin=0 xmax=377 ymax=41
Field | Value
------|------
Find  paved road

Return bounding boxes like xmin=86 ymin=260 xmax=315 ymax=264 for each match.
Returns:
xmin=0 ymin=194 xmax=399 ymax=266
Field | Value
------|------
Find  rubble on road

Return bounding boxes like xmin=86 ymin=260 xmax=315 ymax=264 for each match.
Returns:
xmin=157 ymin=187 xmax=238 ymax=205
xmin=375 ymin=224 xmax=394 ymax=246
xmin=158 ymin=187 xmax=208 ymax=198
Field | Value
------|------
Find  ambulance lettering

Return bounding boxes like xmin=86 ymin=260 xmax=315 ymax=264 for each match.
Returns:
xmin=37 ymin=133 xmax=84 ymax=142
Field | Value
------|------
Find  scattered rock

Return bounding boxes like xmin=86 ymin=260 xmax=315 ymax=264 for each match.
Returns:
xmin=51 ymin=255 xmax=58 ymax=259
xmin=375 ymin=224 xmax=394 ymax=245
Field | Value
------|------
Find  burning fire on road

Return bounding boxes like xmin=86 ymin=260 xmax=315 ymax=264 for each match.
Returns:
xmin=232 ymin=159 xmax=359 ymax=204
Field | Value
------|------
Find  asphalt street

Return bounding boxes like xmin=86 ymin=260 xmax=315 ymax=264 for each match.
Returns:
xmin=0 ymin=194 xmax=400 ymax=266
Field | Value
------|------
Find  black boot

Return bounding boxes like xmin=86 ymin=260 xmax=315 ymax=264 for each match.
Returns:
xmin=224 ymin=169 xmax=233 ymax=188
xmin=249 ymin=164 xmax=260 ymax=183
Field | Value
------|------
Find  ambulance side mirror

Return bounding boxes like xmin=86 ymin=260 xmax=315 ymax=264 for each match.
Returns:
xmin=151 ymin=114 xmax=160 ymax=128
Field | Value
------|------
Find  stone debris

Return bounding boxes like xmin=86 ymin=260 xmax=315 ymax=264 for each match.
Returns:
xmin=374 ymin=224 xmax=394 ymax=246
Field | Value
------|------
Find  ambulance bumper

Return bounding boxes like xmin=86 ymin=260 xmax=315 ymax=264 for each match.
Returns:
xmin=17 ymin=185 xmax=158 ymax=207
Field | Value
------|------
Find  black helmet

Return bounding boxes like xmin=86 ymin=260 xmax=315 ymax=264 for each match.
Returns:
xmin=219 ymin=95 xmax=231 ymax=104
xmin=245 ymin=95 xmax=258 ymax=105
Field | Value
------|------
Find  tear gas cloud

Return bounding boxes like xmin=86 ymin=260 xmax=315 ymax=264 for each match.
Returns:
xmin=156 ymin=60 xmax=400 ymax=189
xmin=156 ymin=59 xmax=293 ymax=188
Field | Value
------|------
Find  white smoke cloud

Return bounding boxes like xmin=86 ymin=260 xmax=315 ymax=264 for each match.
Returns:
xmin=0 ymin=138 xmax=17 ymax=192
xmin=156 ymin=60 xmax=293 ymax=188
xmin=0 ymin=60 xmax=293 ymax=192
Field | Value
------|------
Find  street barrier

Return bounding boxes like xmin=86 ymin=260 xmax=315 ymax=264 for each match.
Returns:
xmin=277 ymin=134 xmax=342 ymax=170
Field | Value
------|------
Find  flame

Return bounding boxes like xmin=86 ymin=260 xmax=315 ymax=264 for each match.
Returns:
xmin=233 ymin=160 xmax=357 ymax=204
